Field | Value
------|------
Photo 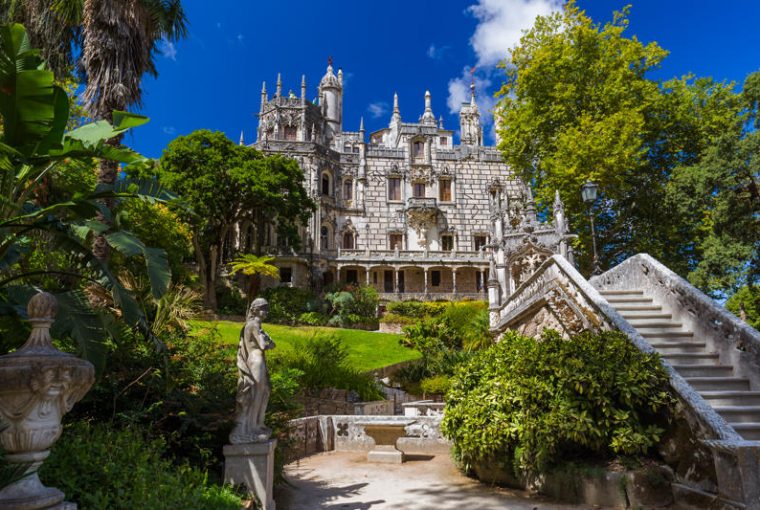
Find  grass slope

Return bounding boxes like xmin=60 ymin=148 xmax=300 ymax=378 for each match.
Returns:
xmin=189 ymin=321 xmax=419 ymax=372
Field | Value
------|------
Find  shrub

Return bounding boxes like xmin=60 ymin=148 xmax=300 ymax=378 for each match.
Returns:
xmin=386 ymin=300 xmax=448 ymax=318
xmin=271 ymin=335 xmax=383 ymax=401
xmin=264 ymin=287 xmax=319 ymax=325
xmin=420 ymin=375 xmax=451 ymax=396
xmin=325 ymin=285 xmax=378 ymax=328
xmin=298 ymin=311 xmax=328 ymax=326
xmin=378 ymin=313 xmax=417 ymax=325
xmin=442 ymin=330 xmax=674 ymax=480
xmin=40 ymin=423 xmax=242 ymax=510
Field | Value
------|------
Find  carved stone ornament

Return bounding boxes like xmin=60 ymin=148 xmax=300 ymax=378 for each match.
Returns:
xmin=0 ymin=292 xmax=95 ymax=510
xmin=406 ymin=208 xmax=438 ymax=248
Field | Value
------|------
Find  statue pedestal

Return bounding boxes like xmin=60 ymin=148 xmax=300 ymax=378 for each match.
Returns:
xmin=223 ymin=439 xmax=276 ymax=510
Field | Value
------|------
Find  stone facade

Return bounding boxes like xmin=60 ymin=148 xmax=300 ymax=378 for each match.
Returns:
xmin=240 ymin=60 xmax=567 ymax=301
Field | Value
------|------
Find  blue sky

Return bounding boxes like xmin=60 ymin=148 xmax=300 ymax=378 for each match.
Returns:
xmin=128 ymin=0 xmax=760 ymax=158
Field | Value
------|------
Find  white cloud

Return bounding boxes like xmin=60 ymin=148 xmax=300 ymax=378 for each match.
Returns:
xmin=367 ymin=102 xmax=389 ymax=119
xmin=447 ymin=67 xmax=496 ymax=124
xmin=427 ymin=44 xmax=450 ymax=60
xmin=162 ymin=126 xmax=177 ymax=135
xmin=158 ymin=39 xmax=177 ymax=61
xmin=468 ymin=0 xmax=561 ymax=67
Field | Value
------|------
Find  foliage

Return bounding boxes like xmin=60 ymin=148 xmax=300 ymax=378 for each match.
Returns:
xmin=324 ymin=284 xmax=379 ymax=328
xmin=442 ymin=330 xmax=674 ymax=480
xmin=726 ymin=286 xmax=760 ymax=330
xmin=494 ymin=2 xmax=750 ymax=290
xmin=263 ymin=286 xmax=320 ymax=325
xmin=271 ymin=335 xmax=383 ymax=402
xmin=152 ymin=130 xmax=314 ymax=310
xmin=298 ymin=311 xmax=328 ymax=326
xmin=149 ymin=284 xmax=200 ymax=336
xmin=420 ymin=375 xmax=451 ymax=397
xmin=378 ymin=312 xmax=417 ymax=325
xmin=40 ymin=422 xmax=242 ymax=510
xmin=228 ymin=253 xmax=279 ymax=303
xmin=0 ymin=23 xmax=171 ymax=365
xmin=386 ymin=300 xmax=449 ymax=318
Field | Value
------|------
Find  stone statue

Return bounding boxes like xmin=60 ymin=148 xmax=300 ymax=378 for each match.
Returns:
xmin=230 ymin=298 xmax=275 ymax=444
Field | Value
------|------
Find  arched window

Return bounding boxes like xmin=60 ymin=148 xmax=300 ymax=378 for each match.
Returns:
xmin=413 ymin=141 xmax=424 ymax=157
xmin=343 ymin=179 xmax=353 ymax=201
xmin=343 ymin=232 xmax=354 ymax=249
xmin=320 ymin=226 xmax=330 ymax=250
xmin=321 ymin=173 xmax=331 ymax=196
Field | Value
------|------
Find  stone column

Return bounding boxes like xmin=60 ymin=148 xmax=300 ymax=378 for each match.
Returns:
xmin=452 ymin=269 xmax=458 ymax=297
xmin=365 ymin=268 xmax=371 ymax=286
xmin=424 ymin=268 xmax=429 ymax=297
xmin=394 ymin=269 xmax=400 ymax=294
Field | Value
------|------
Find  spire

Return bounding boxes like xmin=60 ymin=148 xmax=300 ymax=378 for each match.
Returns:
xmin=300 ymin=74 xmax=306 ymax=105
xmin=439 ymin=115 xmax=444 ymax=129
xmin=338 ymin=68 xmax=343 ymax=86
xmin=359 ymin=116 xmax=365 ymax=133
xmin=260 ymin=81 xmax=267 ymax=112
xmin=553 ymin=189 xmax=567 ymax=235
xmin=240 ymin=131 xmax=245 ymax=145
xmin=421 ymin=90 xmax=435 ymax=125
xmin=470 ymin=80 xmax=477 ymax=108
xmin=391 ymin=92 xmax=401 ymax=124
xmin=276 ymin=73 xmax=282 ymax=98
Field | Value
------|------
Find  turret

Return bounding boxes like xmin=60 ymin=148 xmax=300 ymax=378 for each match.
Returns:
xmin=460 ymin=80 xmax=482 ymax=146
xmin=420 ymin=90 xmax=436 ymax=125
xmin=391 ymin=92 xmax=401 ymax=125
xmin=260 ymin=81 xmax=267 ymax=113
xmin=276 ymin=73 xmax=282 ymax=98
xmin=318 ymin=58 xmax=343 ymax=139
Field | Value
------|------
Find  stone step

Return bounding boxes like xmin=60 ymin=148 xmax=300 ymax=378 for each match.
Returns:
xmin=673 ymin=365 xmax=734 ymax=378
xmin=630 ymin=322 xmax=684 ymax=331
xmin=717 ymin=406 xmax=760 ymax=423
xmin=640 ymin=331 xmax=695 ymax=339
xmin=729 ymin=423 xmax=760 ymax=440
xmin=686 ymin=377 xmax=750 ymax=392
xmin=605 ymin=296 xmax=654 ymax=304
xmin=619 ymin=311 xmax=672 ymax=320
xmin=612 ymin=304 xmax=662 ymax=312
xmin=599 ymin=290 xmax=644 ymax=296
xmin=650 ymin=341 xmax=708 ymax=354
xmin=661 ymin=353 xmax=720 ymax=366
xmin=701 ymin=391 xmax=760 ymax=407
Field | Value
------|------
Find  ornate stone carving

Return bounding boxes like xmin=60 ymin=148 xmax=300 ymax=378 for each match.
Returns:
xmin=0 ymin=292 xmax=95 ymax=510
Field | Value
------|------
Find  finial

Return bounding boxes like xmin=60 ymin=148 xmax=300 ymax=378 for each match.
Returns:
xmin=239 ymin=131 xmax=244 ymax=145
xmin=261 ymin=81 xmax=267 ymax=93
xmin=439 ymin=115 xmax=444 ymax=129
xmin=393 ymin=92 xmax=399 ymax=110
xmin=276 ymin=73 xmax=282 ymax=97
xmin=301 ymin=74 xmax=306 ymax=87
xmin=21 ymin=292 xmax=58 ymax=351
xmin=391 ymin=92 xmax=401 ymax=123
xmin=359 ymin=116 xmax=365 ymax=132
xmin=338 ymin=68 xmax=343 ymax=85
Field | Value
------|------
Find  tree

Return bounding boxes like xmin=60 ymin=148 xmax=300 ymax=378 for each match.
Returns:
xmin=494 ymin=2 xmax=748 ymax=290
xmin=0 ymin=23 xmax=171 ymax=363
xmin=228 ymin=254 xmax=280 ymax=304
xmin=154 ymin=130 xmax=314 ymax=310
xmin=79 ymin=0 xmax=187 ymax=261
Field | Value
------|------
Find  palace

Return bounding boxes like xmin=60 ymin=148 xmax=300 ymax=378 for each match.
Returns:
xmin=245 ymin=61 xmax=571 ymax=301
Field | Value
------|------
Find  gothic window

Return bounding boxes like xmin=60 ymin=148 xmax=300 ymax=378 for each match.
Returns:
xmin=343 ymin=143 xmax=352 ymax=152
xmin=343 ymin=232 xmax=354 ymax=250
xmin=441 ymin=234 xmax=453 ymax=251
xmin=413 ymin=182 xmax=425 ymax=198
xmin=439 ymin=136 xmax=448 ymax=146
xmin=388 ymin=177 xmax=401 ymax=201
xmin=320 ymin=226 xmax=330 ymax=250
xmin=431 ymin=270 xmax=441 ymax=287
xmin=321 ymin=173 xmax=331 ymax=196
xmin=413 ymin=141 xmax=424 ymax=158
xmin=439 ymin=179 xmax=452 ymax=202
xmin=474 ymin=235 xmax=488 ymax=251
xmin=343 ymin=179 xmax=353 ymax=201
xmin=284 ymin=126 xmax=297 ymax=141
xmin=389 ymin=233 xmax=403 ymax=250
xmin=280 ymin=267 xmax=292 ymax=284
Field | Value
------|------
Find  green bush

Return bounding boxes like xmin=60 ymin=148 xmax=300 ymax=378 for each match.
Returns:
xmin=325 ymin=285 xmax=379 ymax=328
xmin=386 ymin=300 xmax=448 ymax=318
xmin=298 ymin=311 xmax=328 ymax=326
xmin=40 ymin=423 xmax=242 ymax=510
xmin=420 ymin=375 xmax=451 ymax=396
xmin=271 ymin=335 xmax=383 ymax=401
xmin=264 ymin=287 xmax=320 ymax=325
xmin=442 ymin=330 xmax=674 ymax=480
xmin=378 ymin=313 xmax=417 ymax=325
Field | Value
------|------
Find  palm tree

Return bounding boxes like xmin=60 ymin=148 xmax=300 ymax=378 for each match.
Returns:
xmin=80 ymin=0 xmax=187 ymax=260
xmin=228 ymin=255 xmax=281 ymax=304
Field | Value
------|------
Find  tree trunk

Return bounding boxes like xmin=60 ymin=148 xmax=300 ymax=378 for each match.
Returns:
xmin=193 ymin=234 xmax=217 ymax=311
xmin=92 ymin=136 xmax=122 ymax=261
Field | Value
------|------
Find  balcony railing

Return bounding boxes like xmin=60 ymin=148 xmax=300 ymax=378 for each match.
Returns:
xmin=405 ymin=197 xmax=437 ymax=211
xmin=334 ymin=248 xmax=489 ymax=264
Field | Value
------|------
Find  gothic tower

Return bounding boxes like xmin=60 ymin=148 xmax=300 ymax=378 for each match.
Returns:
xmin=319 ymin=58 xmax=343 ymax=143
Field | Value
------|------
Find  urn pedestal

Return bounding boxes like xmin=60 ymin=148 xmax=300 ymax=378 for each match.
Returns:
xmin=0 ymin=293 xmax=95 ymax=510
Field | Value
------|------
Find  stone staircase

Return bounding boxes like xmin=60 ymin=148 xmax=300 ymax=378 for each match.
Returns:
xmin=600 ymin=289 xmax=760 ymax=440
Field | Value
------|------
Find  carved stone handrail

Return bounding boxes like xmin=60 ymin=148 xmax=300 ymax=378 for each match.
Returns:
xmin=591 ymin=254 xmax=760 ymax=391
xmin=493 ymin=255 xmax=742 ymax=443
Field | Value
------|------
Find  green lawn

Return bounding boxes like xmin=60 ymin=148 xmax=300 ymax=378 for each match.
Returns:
xmin=189 ymin=320 xmax=420 ymax=372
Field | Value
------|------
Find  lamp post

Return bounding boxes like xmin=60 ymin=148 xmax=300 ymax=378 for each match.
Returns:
xmin=581 ymin=180 xmax=601 ymax=276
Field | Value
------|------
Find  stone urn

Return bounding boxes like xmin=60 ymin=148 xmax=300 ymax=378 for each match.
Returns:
xmin=0 ymin=292 xmax=95 ymax=510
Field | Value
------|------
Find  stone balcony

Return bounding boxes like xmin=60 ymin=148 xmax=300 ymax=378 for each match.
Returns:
xmin=333 ymin=248 xmax=488 ymax=266
xmin=404 ymin=196 xmax=438 ymax=212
